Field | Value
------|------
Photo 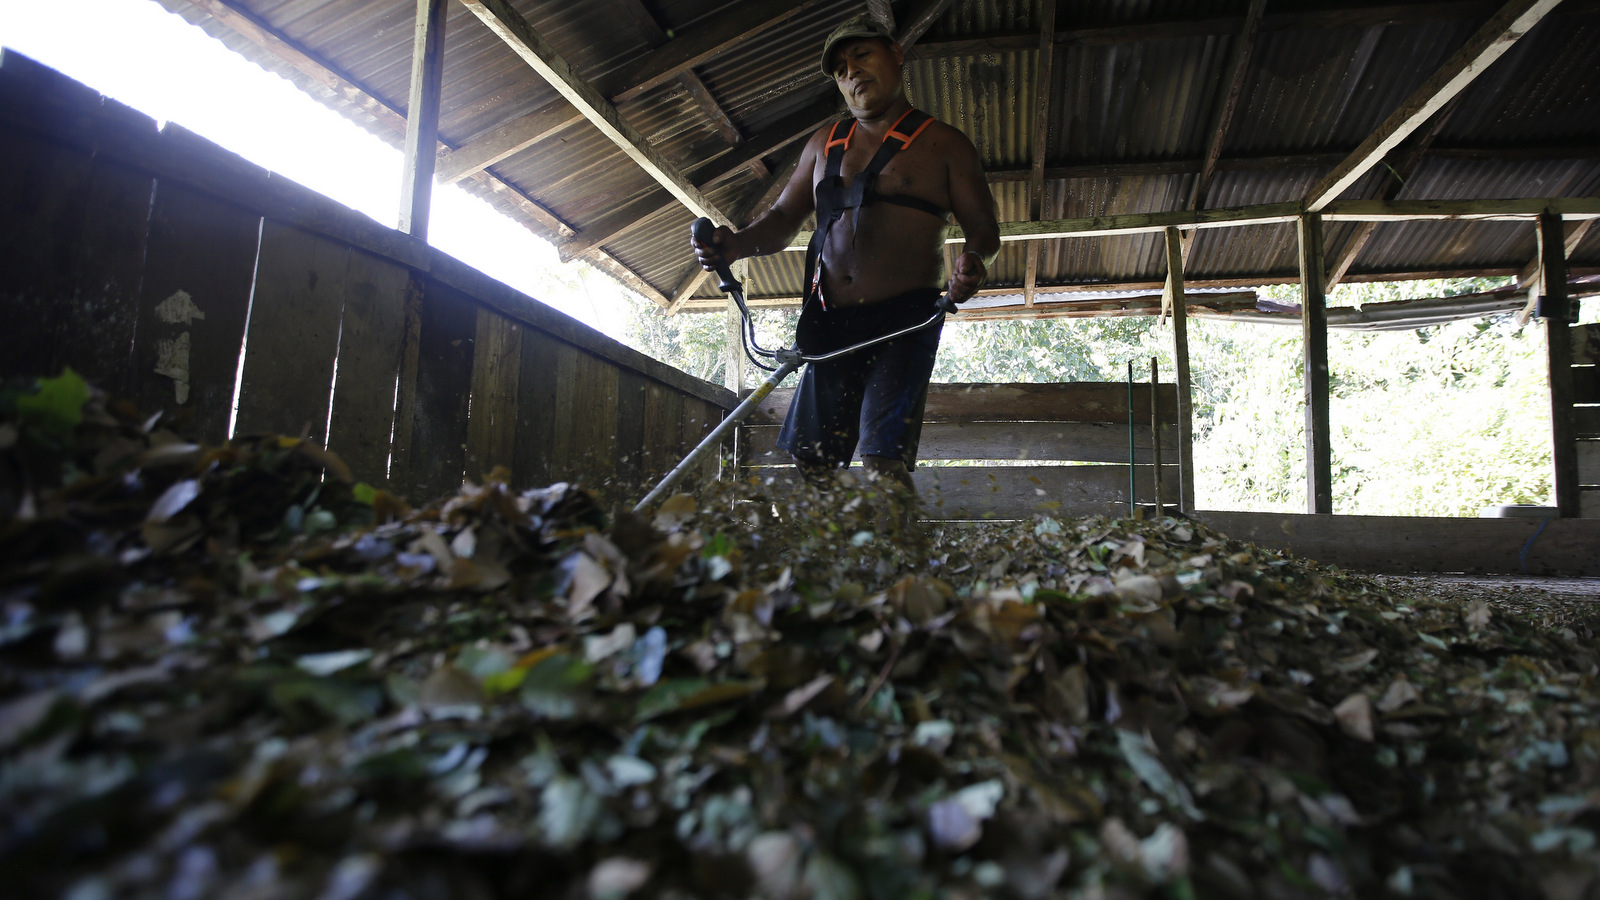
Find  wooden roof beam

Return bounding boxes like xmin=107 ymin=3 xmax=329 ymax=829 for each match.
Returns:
xmin=437 ymin=100 xmax=581 ymax=184
xmin=559 ymin=93 xmax=840 ymax=262
xmin=173 ymin=0 xmax=666 ymax=304
xmin=1189 ymin=0 xmax=1266 ymax=215
xmin=602 ymin=0 xmax=831 ymax=103
xmin=986 ymin=143 xmax=1600 ymax=185
xmin=459 ymin=0 xmax=734 ymax=227
xmin=897 ymin=0 xmax=960 ymax=46
xmin=908 ymin=1 xmax=1599 ymax=59
xmin=614 ymin=0 xmax=764 ymax=178
xmin=1305 ymin=0 xmax=1566 ymax=212
xmin=785 ymin=197 xmax=1600 ymax=248
xmin=1325 ymin=98 xmax=1462 ymax=287
xmin=1024 ymin=0 xmax=1059 ymax=308
xmin=867 ymin=0 xmax=897 ymax=34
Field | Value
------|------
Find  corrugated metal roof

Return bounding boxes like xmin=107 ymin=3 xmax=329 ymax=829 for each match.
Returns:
xmin=145 ymin=0 xmax=1600 ymax=309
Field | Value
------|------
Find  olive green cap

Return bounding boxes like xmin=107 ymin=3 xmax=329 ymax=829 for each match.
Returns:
xmin=820 ymin=13 xmax=894 ymax=78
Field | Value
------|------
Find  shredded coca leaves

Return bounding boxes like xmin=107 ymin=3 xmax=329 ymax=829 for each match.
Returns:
xmin=3 ymin=371 xmax=1597 ymax=900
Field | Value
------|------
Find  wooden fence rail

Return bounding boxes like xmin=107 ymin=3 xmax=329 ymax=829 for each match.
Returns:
xmin=739 ymin=382 xmax=1182 ymax=519
xmin=0 ymin=50 xmax=734 ymax=506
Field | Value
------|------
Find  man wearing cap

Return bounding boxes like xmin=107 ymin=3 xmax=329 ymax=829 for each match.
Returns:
xmin=692 ymin=13 xmax=1000 ymax=506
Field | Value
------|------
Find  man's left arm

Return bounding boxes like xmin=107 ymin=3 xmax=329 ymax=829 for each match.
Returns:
xmin=945 ymin=136 xmax=1001 ymax=305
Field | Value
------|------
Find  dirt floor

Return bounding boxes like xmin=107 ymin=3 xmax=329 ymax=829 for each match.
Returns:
xmin=1372 ymin=573 xmax=1600 ymax=633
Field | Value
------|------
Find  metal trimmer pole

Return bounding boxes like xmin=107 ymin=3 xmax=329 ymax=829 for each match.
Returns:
xmin=633 ymin=354 xmax=803 ymax=513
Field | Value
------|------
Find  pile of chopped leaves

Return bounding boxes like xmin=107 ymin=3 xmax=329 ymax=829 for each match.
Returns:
xmin=3 ymin=370 xmax=1598 ymax=900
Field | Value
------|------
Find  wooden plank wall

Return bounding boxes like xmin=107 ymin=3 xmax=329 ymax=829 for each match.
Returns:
xmin=0 ymin=51 xmax=733 ymax=508
xmin=1571 ymin=322 xmax=1600 ymax=516
xmin=740 ymin=382 xmax=1182 ymax=519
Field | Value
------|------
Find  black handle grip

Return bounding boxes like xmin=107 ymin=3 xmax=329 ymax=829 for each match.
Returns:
xmin=691 ymin=217 xmax=739 ymax=294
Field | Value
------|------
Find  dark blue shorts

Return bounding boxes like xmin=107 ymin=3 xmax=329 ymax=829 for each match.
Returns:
xmin=777 ymin=288 xmax=944 ymax=469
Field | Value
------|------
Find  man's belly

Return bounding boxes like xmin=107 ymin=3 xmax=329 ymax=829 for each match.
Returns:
xmin=819 ymin=209 xmax=946 ymax=307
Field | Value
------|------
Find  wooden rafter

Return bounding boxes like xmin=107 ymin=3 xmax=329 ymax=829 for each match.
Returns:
xmin=907 ymin=0 xmax=1600 ymax=59
xmin=1189 ymin=0 xmax=1265 ymax=214
xmin=1024 ymin=0 xmax=1058 ymax=308
xmin=983 ymin=143 xmax=1600 ymax=183
xmin=559 ymin=93 xmax=840 ymax=262
xmin=459 ymin=0 xmax=734 ymax=227
xmin=785 ymin=197 xmax=1600 ymax=249
xmin=613 ymin=0 xmax=764 ymax=179
xmin=867 ymin=0 xmax=897 ymax=33
xmin=1306 ymin=0 xmax=1566 ymax=211
xmin=896 ymin=0 xmax=960 ymax=46
xmin=1325 ymin=99 xmax=1462 ymax=288
xmin=436 ymin=100 xmax=581 ymax=184
xmin=601 ymin=0 xmax=831 ymax=102
xmin=172 ymin=0 xmax=670 ymax=304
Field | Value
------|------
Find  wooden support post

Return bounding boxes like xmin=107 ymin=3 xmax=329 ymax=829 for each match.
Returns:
xmin=1023 ymin=0 xmax=1058 ymax=309
xmin=398 ymin=0 xmax=448 ymax=239
xmin=1539 ymin=212 xmax=1580 ymax=516
xmin=1298 ymin=213 xmax=1333 ymax=514
xmin=1163 ymin=227 xmax=1196 ymax=513
xmin=1150 ymin=357 xmax=1164 ymax=514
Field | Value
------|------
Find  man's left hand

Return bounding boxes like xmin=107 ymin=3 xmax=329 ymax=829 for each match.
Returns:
xmin=947 ymin=251 xmax=987 ymax=305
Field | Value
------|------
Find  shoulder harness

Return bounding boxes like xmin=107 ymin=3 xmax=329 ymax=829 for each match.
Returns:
xmin=804 ymin=108 xmax=945 ymax=308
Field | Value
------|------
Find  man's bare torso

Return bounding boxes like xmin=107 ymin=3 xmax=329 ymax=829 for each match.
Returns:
xmin=812 ymin=119 xmax=959 ymax=308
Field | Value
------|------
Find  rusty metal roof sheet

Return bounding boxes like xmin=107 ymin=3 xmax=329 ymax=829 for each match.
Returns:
xmin=148 ymin=0 xmax=1600 ymax=310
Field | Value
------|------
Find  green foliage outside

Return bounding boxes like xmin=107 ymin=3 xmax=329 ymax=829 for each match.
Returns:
xmin=622 ymin=279 xmax=1585 ymax=518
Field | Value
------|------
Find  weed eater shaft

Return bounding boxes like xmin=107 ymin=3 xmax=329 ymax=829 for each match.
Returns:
xmin=632 ymin=355 xmax=802 ymax=513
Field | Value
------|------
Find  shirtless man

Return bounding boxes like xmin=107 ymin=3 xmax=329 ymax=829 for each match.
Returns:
xmin=693 ymin=14 xmax=1000 ymax=493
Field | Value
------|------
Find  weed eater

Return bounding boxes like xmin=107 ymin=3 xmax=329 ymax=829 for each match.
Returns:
xmin=633 ymin=218 xmax=956 ymax=513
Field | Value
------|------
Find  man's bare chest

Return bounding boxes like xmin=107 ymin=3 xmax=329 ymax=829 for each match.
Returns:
xmin=813 ymin=139 xmax=947 ymax=207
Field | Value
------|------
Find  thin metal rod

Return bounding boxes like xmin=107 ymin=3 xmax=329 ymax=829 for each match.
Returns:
xmin=1150 ymin=357 xmax=1164 ymax=515
xmin=633 ymin=356 xmax=803 ymax=512
xmin=1127 ymin=360 xmax=1136 ymax=516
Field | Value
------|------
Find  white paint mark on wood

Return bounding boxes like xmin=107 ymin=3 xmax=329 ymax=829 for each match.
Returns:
xmin=155 ymin=332 xmax=192 ymax=404
xmin=153 ymin=290 xmax=206 ymax=325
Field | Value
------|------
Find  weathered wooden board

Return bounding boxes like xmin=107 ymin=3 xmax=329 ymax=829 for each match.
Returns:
xmin=683 ymin=399 xmax=724 ymax=485
xmin=1579 ymin=441 xmax=1600 ymax=487
xmin=465 ymin=308 xmax=523 ymax=481
xmin=1572 ymin=366 xmax=1600 ymax=405
xmin=748 ymin=382 xmax=1180 ymax=426
xmin=513 ymin=327 xmax=563 ymax=488
xmin=235 ymin=221 xmax=350 ymax=441
xmin=132 ymin=181 xmax=261 ymax=442
xmin=55 ymin=158 xmax=156 ymax=388
xmin=394 ymin=277 xmax=476 ymax=503
xmin=326 ymin=250 xmax=414 ymax=485
xmin=551 ymin=350 xmax=620 ymax=491
xmin=0 ymin=131 xmax=93 ymax=380
xmin=1576 ymin=407 xmax=1600 ymax=438
xmin=641 ymin=382 xmax=687 ymax=487
xmin=914 ymin=464 xmax=1177 ymax=520
xmin=741 ymin=420 xmax=1176 ymax=465
xmin=1194 ymin=510 xmax=1600 ymax=576
xmin=1573 ymin=323 xmax=1600 ymax=365
xmin=613 ymin=369 xmax=651 ymax=489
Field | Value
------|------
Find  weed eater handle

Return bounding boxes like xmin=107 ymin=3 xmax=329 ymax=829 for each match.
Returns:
xmin=691 ymin=217 xmax=740 ymax=295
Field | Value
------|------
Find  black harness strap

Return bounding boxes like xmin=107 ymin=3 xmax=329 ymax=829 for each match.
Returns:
xmin=803 ymin=108 xmax=946 ymax=308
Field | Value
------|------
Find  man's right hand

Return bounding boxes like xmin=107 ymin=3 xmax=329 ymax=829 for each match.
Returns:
xmin=692 ymin=224 xmax=739 ymax=273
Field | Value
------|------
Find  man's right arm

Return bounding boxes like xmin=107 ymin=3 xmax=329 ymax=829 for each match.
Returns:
xmin=692 ymin=132 xmax=821 ymax=271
